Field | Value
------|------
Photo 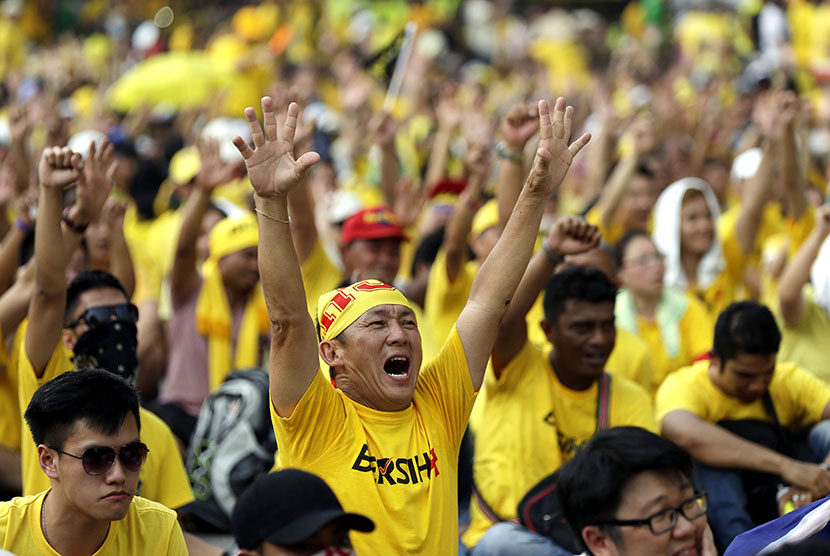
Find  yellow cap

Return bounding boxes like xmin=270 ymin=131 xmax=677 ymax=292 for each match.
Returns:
xmin=208 ymin=212 xmax=258 ymax=261
xmin=169 ymin=146 xmax=201 ymax=185
xmin=471 ymin=200 xmax=500 ymax=238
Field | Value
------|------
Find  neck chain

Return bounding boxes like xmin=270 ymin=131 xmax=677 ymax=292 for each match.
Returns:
xmin=41 ymin=495 xmax=110 ymax=549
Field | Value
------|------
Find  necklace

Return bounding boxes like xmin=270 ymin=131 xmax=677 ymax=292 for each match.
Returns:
xmin=41 ymin=495 xmax=110 ymax=549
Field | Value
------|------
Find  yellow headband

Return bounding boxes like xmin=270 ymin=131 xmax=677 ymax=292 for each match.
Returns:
xmin=316 ymin=279 xmax=412 ymax=342
xmin=209 ymin=212 xmax=259 ymax=261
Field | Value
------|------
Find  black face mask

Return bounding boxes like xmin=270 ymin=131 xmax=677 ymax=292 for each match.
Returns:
xmin=72 ymin=321 xmax=139 ymax=384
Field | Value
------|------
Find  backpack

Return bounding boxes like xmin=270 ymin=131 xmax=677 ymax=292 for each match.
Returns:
xmin=186 ymin=368 xmax=277 ymax=532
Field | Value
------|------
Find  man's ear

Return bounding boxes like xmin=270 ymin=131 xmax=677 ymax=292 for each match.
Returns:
xmin=540 ymin=318 xmax=557 ymax=342
xmin=319 ymin=340 xmax=343 ymax=368
xmin=62 ymin=329 xmax=76 ymax=352
xmin=582 ymin=525 xmax=618 ymax=556
xmin=37 ymin=445 xmax=60 ymax=480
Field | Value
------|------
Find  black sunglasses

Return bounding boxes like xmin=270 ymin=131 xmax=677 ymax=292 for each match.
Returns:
xmin=50 ymin=442 xmax=149 ymax=476
xmin=65 ymin=303 xmax=139 ymax=329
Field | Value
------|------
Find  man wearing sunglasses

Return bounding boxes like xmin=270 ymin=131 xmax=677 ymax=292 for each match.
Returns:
xmin=17 ymin=147 xmax=201 ymax=545
xmin=556 ymin=426 xmax=717 ymax=556
xmin=0 ymin=369 xmax=187 ymax=554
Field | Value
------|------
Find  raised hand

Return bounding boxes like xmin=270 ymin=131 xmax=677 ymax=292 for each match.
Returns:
xmin=546 ymin=216 xmax=601 ymax=257
xmin=75 ymin=139 xmax=114 ymax=221
xmin=525 ymin=98 xmax=591 ymax=197
xmin=196 ymin=138 xmax=232 ymax=192
xmin=501 ymin=101 xmax=540 ymax=149
xmin=38 ymin=146 xmax=83 ymax=191
xmin=816 ymin=203 xmax=830 ymax=237
xmin=463 ymin=142 xmax=492 ymax=183
xmin=233 ymin=97 xmax=321 ymax=199
xmin=370 ymin=111 xmax=398 ymax=149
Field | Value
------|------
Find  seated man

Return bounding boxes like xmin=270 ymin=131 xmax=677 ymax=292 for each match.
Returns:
xmin=657 ymin=301 xmax=830 ymax=551
xmin=557 ymin=426 xmax=716 ymax=556
xmin=235 ymin=95 xmax=590 ymax=554
xmin=467 ymin=255 xmax=657 ymax=552
xmin=231 ymin=468 xmax=375 ymax=555
xmin=0 ymin=369 xmax=187 ymax=554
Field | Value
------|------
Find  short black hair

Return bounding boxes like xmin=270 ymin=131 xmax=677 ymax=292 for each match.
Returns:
xmin=557 ymin=427 xmax=694 ymax=553
xmin=65 ymin=270 xmax=129 ymax=327
xmin=543 ymin=266 xmax=618 ymax=324
xmin=24 ymin=369 xmax=141 ymax=450
xmin=713 ymin=301 xmax=781 ymax=365
xmin=614 ymin=230 xmax=652 ymax=269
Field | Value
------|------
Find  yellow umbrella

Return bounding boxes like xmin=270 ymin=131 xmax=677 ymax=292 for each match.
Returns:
xmin=108 ymin=51 xmax=233 ymax=113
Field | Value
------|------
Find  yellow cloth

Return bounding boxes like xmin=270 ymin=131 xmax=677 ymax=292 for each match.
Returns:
xmin=17 ymin=340 xmax=195 ymax=510
xmin=0 ymin=490 xmax=187 ymax=555
xmin=272 ymin=326 xmax=476 ymax=555
xmin=424 ymin=250 xmax=478 ymax=348
xmin=463 ymin=339 xmax=656 ymax=547
xmin=0 ymin=322 xmax=18 ymax=451
xmin=634 ymin=295 xmax=712 ymax=393
xmin=527 ymin=315 xmax=656 ymax=394
xmin=317 ymin=279 xmax=412 ymax=342
xmin=300 ymin=238 xmax=343 ymax=318
xmin=775 ymin=294 xmax=830 ymax=384
xmin=585 ymin=204 xmax=654 ymax=247
xmin=195 ymin=259 xmax=270 ymax=390
xmin=655 ymin=360 xmax=830 ymax=427
xmin=196 ymin=212 xmax=269 ymax=389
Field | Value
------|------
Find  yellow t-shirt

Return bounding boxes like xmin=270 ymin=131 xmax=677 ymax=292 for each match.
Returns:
xmin=424 ymin=249 xmax=478 ymax=348
xmin=690 ymin=212 xmax=748 ymax=321
xmin=635 ymin=295 xmax=712 ymax=393
xmin=0 ymin=324 xmax=19 ymax=451
xmin=585 ymin=204 xmax=654 ymax=247
xmin=272 ymin=326 xmax=476 ymax=555
xmin=775 ymin=295 xmax=830 ymax=384
xmin=0 ymin=490 xmax=187 ymax=555
xmin=655 ymin=360 xmax=830 ymax=427
xmin=17 ymin=342 xmax=195 ymax=510
xmin=300 ymin=238 xmax=343 ymax=318
xmin=463 ymin=339 xmax=657 ymax=547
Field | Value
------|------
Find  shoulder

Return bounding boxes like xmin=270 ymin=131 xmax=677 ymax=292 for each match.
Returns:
xmin=0 ymin=491 xmax=44 ymax=522
xmin=657 ymin=361 xmax=710 ymax=395
xmin=129 ymin=496 xmax=180 ymax=524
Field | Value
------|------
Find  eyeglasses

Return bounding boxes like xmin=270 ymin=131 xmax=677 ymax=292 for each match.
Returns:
xmin=65 ymin=303 xmax=139 ymax=329
xmin=50 ymin=442 xmax=149 ymax=476
xmin=595 ymin=492 xmax=708 ymax=535
xmin=623 ymin=253 xmax=665 ymax=268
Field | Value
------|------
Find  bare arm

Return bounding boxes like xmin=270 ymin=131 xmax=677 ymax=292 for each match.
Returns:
xmin=779 ymin=93 xmax=807 ymax=220
xmin=286 ymin=178 xmax=318 ymax=265
xmin=170 ymin=140 xmax=228 ymax=296
xmin=371 ymin=111 xmax=400 ymax=208
xmin=779 ymin=205 xmax=830 ymax=325
xmin=491 ymin=218 xmax=600 ymax=375
xmin=0 ymin=261 xmax=34 ymax=343
xmin=456 ymin=98 xmax=591 ymax=390
xmin=442 ymin=144 xmax=490 ymax=283
xmin=423 ymin=94 xmax=460 ymax=190
xmin=103 ymin=200 xmax=135 ymax=298
xmin=0 ymin=225 xmax=27 ymax=295
xmin=496 ymin=102 xmax=539 ymax=231
xmin=26 ymin=141 xmax=113 ymax=376
xmin=662 ymin=409 xmax=830 ymax=498
xmin=233 ymin=98 xmax=321 ymax=417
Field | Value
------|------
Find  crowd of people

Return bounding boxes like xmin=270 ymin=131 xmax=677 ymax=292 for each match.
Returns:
xmin=2 ymin=0 xmax=830 ymax=554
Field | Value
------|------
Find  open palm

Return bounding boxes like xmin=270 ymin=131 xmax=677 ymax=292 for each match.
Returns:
xmin=233 ymin=97 xmax=320 ymax=198
xmin=526 ymin=98 xmax=591 ymax=197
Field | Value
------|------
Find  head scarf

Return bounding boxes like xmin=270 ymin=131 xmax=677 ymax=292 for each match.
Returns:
xmin=316 ymin=279 xmax=412 ymax=342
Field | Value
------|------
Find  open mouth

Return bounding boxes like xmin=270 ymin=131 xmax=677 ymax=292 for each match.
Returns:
xmin=383 ymin=356 xmax=410 ymax=379
xmin=583 ymin=352 xmax=607 ymax=366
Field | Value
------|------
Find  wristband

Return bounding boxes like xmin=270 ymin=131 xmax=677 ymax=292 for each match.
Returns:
xmin=61 ymin=206 xmax=89 ymax=234
xmin=14 ymin=218 xmax=33 ymax=233
xmin=495 ymin=141 xmax=524 ymax=163
xmin=542 ymin=240 xmax=564 ymax=266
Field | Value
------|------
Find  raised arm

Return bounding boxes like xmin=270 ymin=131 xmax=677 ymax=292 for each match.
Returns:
xmin=778 ymin=204 xmax=830 ymax=325
xmin=491 ymin=217 xmax=600 ymax=375
xmin=779 ymin=92 xmax=807 ymax=221
xmin=170 ymin=139 xmax=229 ymax=296
xmin=101 ymin=199 xmax=135 ymax=297
xmin=456 ymin=98 xmax=591 ymax=390
xmin=371 ymin=111 xmax=400 ymax=208
xmin=26 ymin=142 xmax=113 ymax=376
xmin=495 ymin=101 xmax=539 ymax=230
xmin=441 ymin=143 xmax=490 ymax=283
xmin=233 ymin=97 xmax=321 ymax=417
xmin=662 ymin=409 xmax=830 ymax=500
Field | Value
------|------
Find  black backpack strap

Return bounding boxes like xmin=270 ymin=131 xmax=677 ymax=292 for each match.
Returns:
xmin=762 ymin=390 xmax=780 ymax=426
xmin=596 ymin=372 xmax=611 ymax=432
xmin=472 ymin=480 xmax=516 ymax=524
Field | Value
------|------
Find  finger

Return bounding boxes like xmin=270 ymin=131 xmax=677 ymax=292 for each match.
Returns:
xmin=282 ymin=102 xmax=300 ymax=146
xmin=233 ymin=135 xmax=254 ymax=160
xmin=45 ymin=148 xmax=56 ymax=166
xmin=262 ymin=96 xmax=278 ymax=141
xmin=107 ymin=161 xmax=119 ymax=185
xmin=57 ymin=148 xmax=70 ymax=168
xmin=244 ymin=106 xmax=265 ymax=148
xmin=70 ymin=153 xmax=84 ymax=172
xmin=102 ymin=142 xmax=114 ymax=165
xmin=538 ymin=100 xmax=552 ymax=141
xmin=568 ymin=132 xmax=592 ymax=158
xmin=294 ymin=151 xmax=321 ymax=180
xmin=563 ymin=106 xmax=574 ymax=140
xmin=87 ymin=141 xmax=97 ymax=163
xmin=552 ymin=97 xmax=566 ymax=136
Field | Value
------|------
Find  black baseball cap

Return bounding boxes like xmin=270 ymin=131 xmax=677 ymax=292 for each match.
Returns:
xmin=232 ymin=469 xmax=375 ymax=549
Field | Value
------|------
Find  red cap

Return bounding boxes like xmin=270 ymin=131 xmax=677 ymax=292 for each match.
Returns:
xmin=341 ymin=207 xmax=408 ymax=246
